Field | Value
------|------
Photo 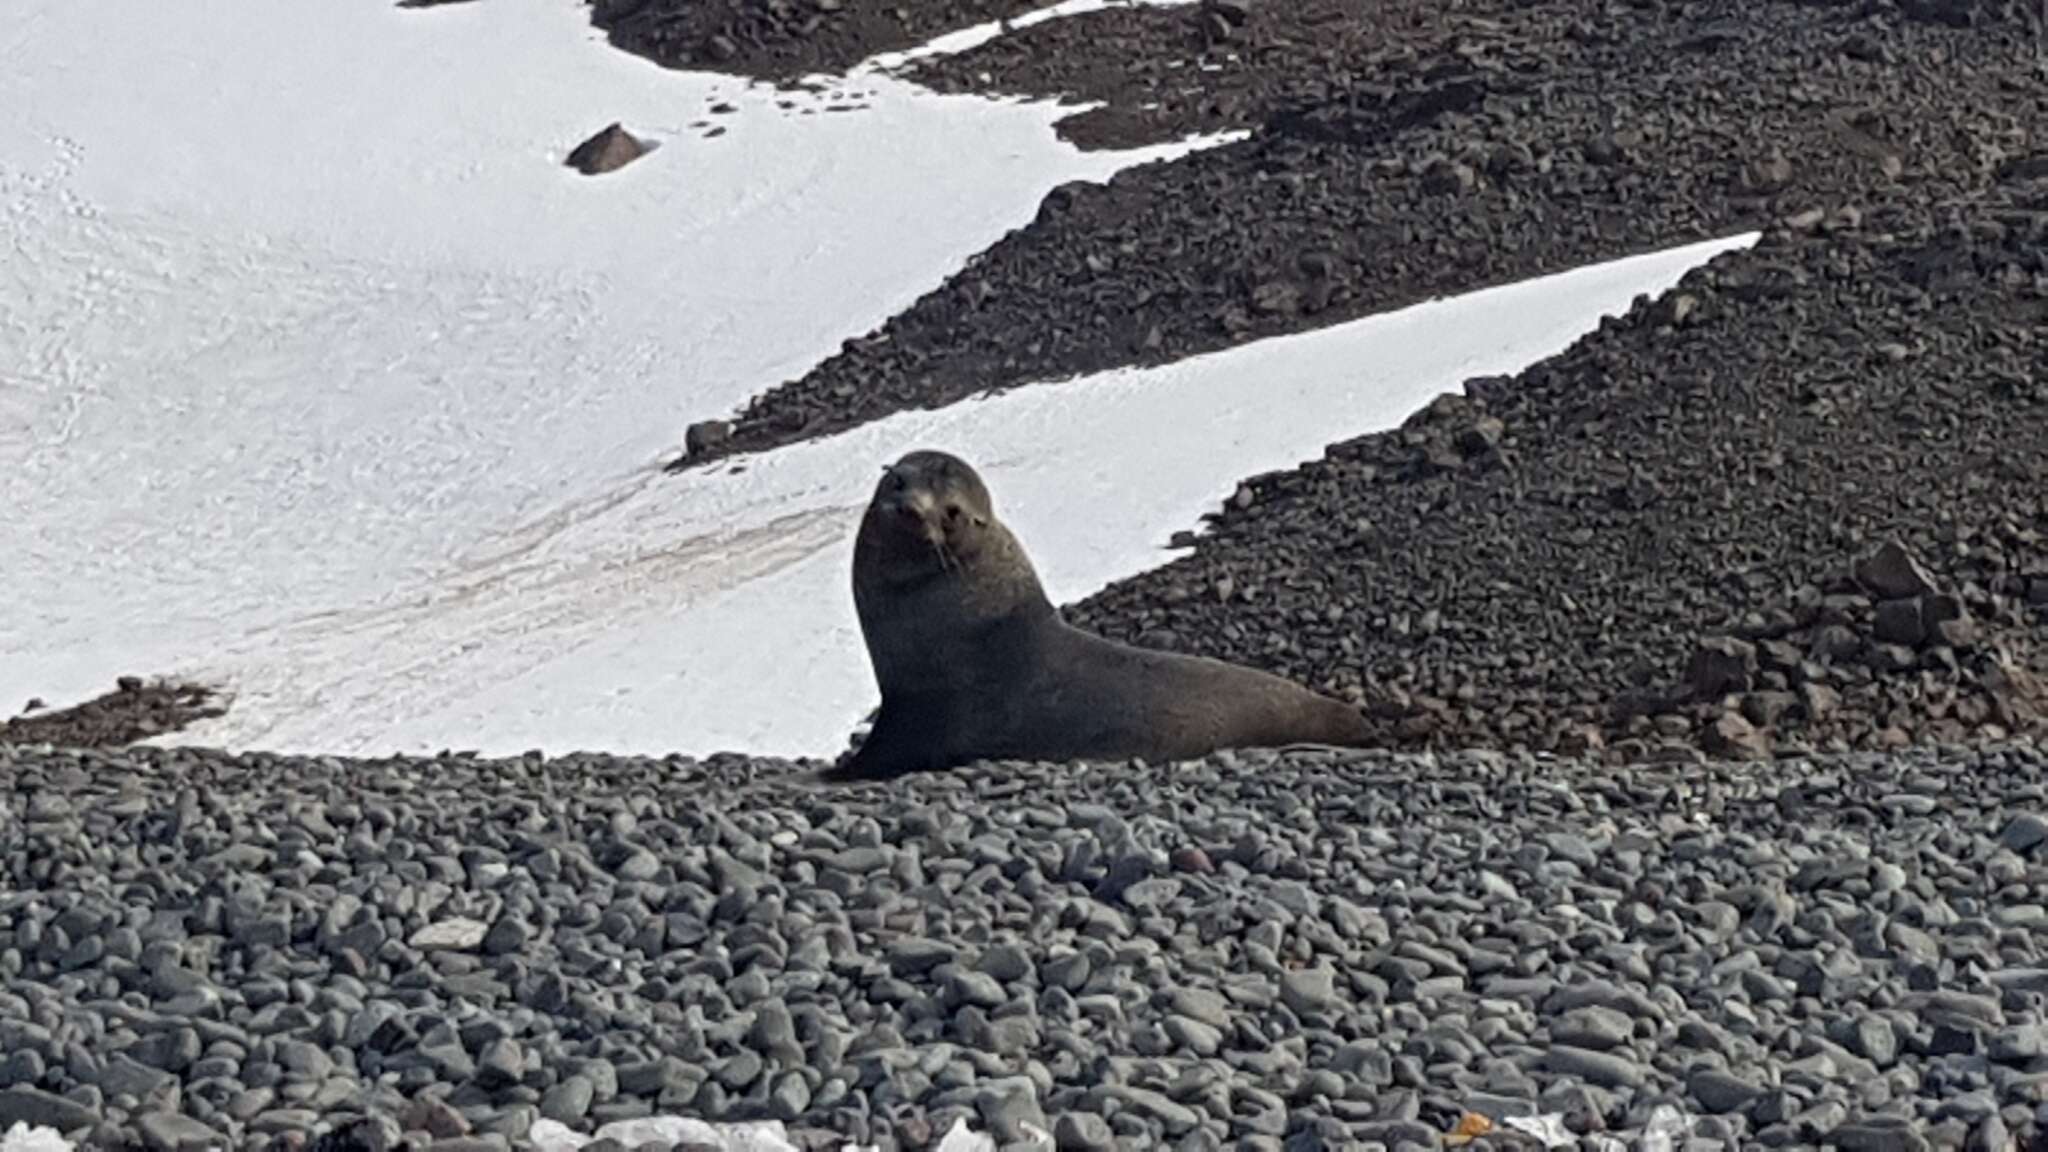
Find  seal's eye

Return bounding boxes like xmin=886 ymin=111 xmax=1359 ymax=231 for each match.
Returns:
xmin=943 ymin=504 xmax=962 ymax=522
xmin=888 ymin=472 xmax=907 ymax=492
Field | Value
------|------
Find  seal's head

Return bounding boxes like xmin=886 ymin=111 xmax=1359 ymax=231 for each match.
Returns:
xmin=859 ymin=450 xmax=997 ymax=579
xmin=851 ymin=449 xmax=1052 ymax=668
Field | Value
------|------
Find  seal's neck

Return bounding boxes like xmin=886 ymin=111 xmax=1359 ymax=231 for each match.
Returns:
xmin=953 ymin=523 xmax=1055 ymax=622
xmin=856 ymin=520 xmax=1055 ymax=697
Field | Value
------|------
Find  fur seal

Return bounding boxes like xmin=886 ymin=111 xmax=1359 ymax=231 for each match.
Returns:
xmin=819 ymin=449 xmax=1373 ymax=782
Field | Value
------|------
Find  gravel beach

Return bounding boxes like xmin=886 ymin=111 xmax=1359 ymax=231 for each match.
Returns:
xmin=7 ymin=741 xmax=2048 ymax=1151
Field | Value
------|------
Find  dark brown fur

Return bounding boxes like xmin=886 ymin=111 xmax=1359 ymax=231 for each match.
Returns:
xmin=819 ymin=450 xmax=1373 ymax=782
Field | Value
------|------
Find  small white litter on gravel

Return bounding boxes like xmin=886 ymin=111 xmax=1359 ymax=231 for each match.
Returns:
xmin=1501 ymin=1113 xmax=1576 ymax=1148
xmin=0 ymin=1124 xmax=73 ymax=1152
xmin=529 ymin=1114 xmax=1004 ymax=1151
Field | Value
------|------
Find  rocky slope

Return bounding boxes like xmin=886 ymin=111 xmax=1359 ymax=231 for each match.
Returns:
xmin=588 ymin=0 xmax=1039 ymax=84
xmin=658 ymin=0 xmax=2042 ymax=468
xmin=588 ymin=0 xmax=2048 ymax=768
xmin=1 ymin=679 xmax=224 ymax=750
xmin=1068 ymin=190 xmax=2048 ymax=763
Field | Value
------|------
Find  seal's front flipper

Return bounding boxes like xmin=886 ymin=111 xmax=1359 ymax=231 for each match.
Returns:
xmin=813 ymin=708 xmax=933 ymax=784
xmin=812 ymin=748 xmax=886 ymax=784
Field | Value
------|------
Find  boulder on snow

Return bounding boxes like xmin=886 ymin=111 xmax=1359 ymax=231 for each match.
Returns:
xmin=566 ymin=123 xmax=652 ymax=176
xmin=685 ymin=419 xmax=734 ymax=458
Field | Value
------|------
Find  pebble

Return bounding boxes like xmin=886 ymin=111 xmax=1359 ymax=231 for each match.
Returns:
xmin=1279 ymin=967 xmax=1340 ymax=1015
xmin=1165 ymin=987 xmax=1231 ymax=1030
xmin=134 ymin=1111 xmax=224 ymax=1152
xmin=1689 ymin=1069 xmax=1763 ymax=1114
xmin=2000 ymin=814 xmax=2048 ymax=854
xmin=274 ymin=1039 xmax=335 ymax=1082
xmin=977 ymin=944 xmax=1033 ymax=983
xmin=95 ymin=1055 xmax=176 ymax=1101
xmin=477 ymin=1038 xmax=525 ymax=1089
xmin=0 ymin=1086 xmax=99 ymax=1133
xmin=1552 ymin=1005 xmax=1634 ymax=1051
xmin=1112 ymin=1087 xmax=1200 ymax=1135
xmin=482 ymin=916 xmax=531 ymax=956
xmin=410 ymin=919 xmax=490 ymax=952
xmin=1054 ymin=1111 xmax=1116 ymax=1151
xmin=1539 ymin=1045 xmax=1648 ymax=1091
xmin=947 ymin=970 xmax=1007 ymax=1008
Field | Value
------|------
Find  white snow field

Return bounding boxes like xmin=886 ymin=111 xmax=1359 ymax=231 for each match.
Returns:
xmin=0 ymin=0 xmax=1757 ymax=760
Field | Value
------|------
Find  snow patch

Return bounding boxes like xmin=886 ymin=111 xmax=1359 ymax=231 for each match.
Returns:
xmin=853 ymin=0 xmax=1203 ymax=76
xmin=170 ymin=232 xmax=1750 ymax=758
xmin=0 ymin=0 xmax=1753 ymax=760
xmin=0 ymin=0 xmax=1225 ymax=715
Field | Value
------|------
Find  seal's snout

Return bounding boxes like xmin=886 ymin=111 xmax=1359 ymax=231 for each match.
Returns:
xmin=874 ymin=478 xmax=951 ymax=554
xmin=869 ymin=453 xmax=988 ymax=575
xmin=886 ymin=486 xmax=938 ymax=525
